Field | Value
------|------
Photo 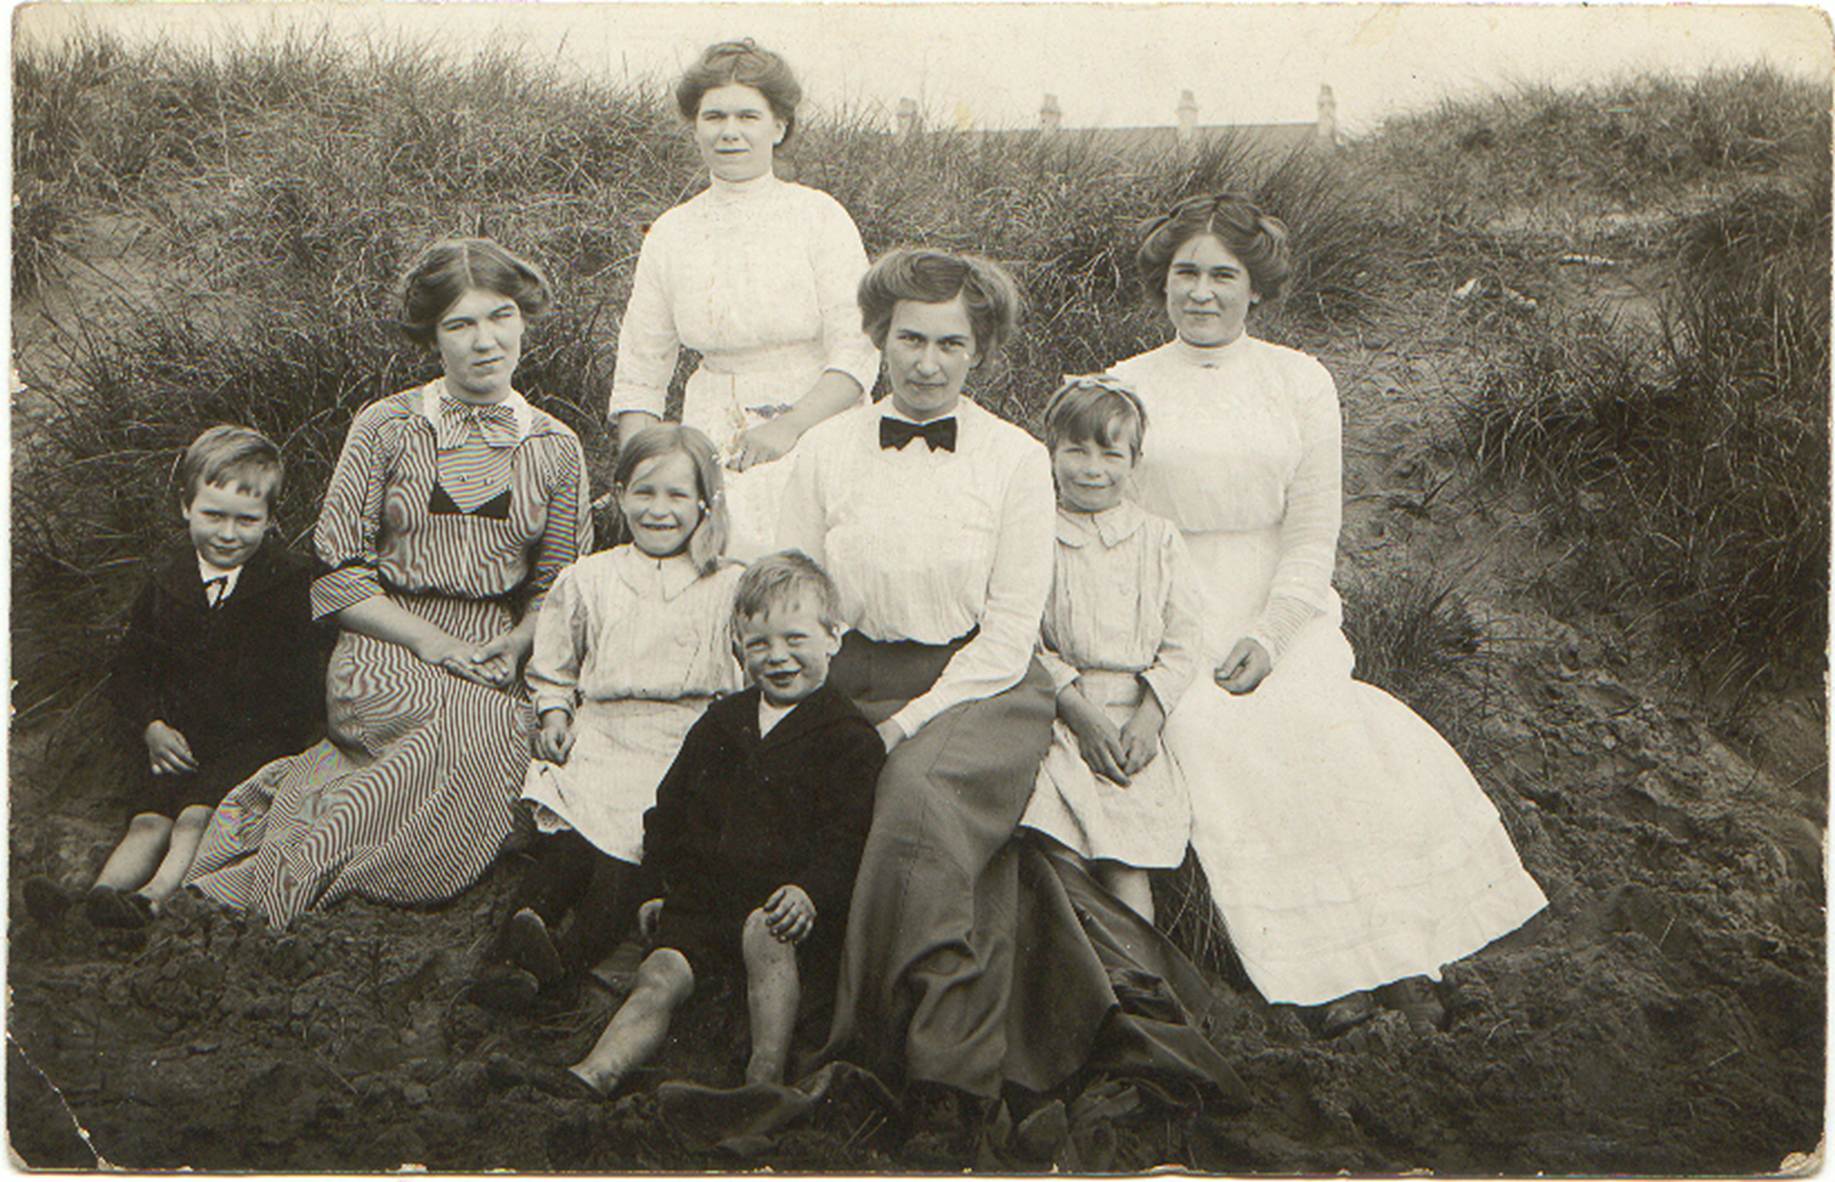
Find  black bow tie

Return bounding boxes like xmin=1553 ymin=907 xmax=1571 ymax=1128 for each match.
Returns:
xmin=879 ymin=416 xmax=958 ymax=453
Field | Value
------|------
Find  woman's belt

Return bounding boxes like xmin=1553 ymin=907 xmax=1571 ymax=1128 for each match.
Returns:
xmin=696 ymin=342 xmax=828 ymax=377
xmin=846 ymin=624 xmax=979 ymax=655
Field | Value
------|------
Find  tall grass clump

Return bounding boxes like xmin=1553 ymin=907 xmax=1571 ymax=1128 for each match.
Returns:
xmin=795 ymin=120 xmax=1390 ymax=428
xmin=11 ymin=31 xmax=684 ymax=713
xmin=1342 ymin=567 xmax=1491 ymax=748
xmin=13 ymin=30 xmax=1389 ymax=719
xmin=1361 ymin=64 xmax=1830 ymax=239
xmin=1459 ymin=151 xmax=1829 ymax=692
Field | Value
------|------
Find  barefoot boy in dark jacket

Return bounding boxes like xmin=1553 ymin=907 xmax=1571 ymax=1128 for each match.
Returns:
xmin=562 ymin=551 xmax=882 ymax=1096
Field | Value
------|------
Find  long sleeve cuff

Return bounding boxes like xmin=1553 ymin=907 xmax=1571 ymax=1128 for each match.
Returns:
xmin=886 ymin=701 xmax=931 ymax=742
xmin=608 ymin=383 xmax=666 ymax=421
xmin=1248 ymin=593 xmax=1324 ymax=663
xmin=1038 ymin=649 xmax=1081 ymax=695
xmin=311 ymin=566 xmax=384 ymax=620
xmin=1140 ymin=662 xmax=1195 ymax=717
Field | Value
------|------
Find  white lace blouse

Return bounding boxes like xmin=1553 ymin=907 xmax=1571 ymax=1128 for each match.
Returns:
xmin=608 ymin=172 xmax=880 ymax=420
xmin=1109 ymin=335 xmax=1343 ymax=660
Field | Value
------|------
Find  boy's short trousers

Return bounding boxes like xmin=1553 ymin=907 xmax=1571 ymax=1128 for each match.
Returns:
xmin=134 ymin=733 xmax=289 ymax=818
xmin=652 ymin=902 xmax=842 ymax=988
xmin=652 ymin=905 xmax=744 ymax=979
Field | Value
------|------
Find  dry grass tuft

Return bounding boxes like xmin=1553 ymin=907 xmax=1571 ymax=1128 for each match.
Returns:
xmin=12 ymin=30 xmax=1386 ymax=712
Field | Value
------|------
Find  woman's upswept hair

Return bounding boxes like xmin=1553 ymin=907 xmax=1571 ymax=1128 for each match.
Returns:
xmin=731 ymin=549 xmax=845 ymax=634
xmin=1040 ymin=374 xmax=1149 ymax=458
xmin=676 ymin=39 xmax=803 ymax=146
xmin=1135 ymin=192 xmax=1293 ymax=306
xmin=611 ymin=423 xmax=729 ymax=575
xmin=398 ymin=238 xmax=554 ymax=347
xmin=857 ymin=248 xmax=1023 ymax=364
xmin=178 ymin=423 xmax=285 ymax=510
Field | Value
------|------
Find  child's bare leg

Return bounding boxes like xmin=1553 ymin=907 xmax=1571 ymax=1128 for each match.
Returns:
xmin=136 ymin=804 xmax=213 ymax=906
xmin=568 ymin=948 xmax=694 ymax=1093
xmin=741 ymin=907 xmax=801 ymax=1086
xmin=1098 ymin=863 xmax=1154 ymax=924
xmin=93 ymin=813 xmax=174 ymax=893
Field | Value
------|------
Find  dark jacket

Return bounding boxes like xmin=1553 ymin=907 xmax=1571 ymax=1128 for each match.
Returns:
xmin=638 ymin=683 xmax=883 ymax=927
xmin=108 ymin=534 xmax=327 ymax=768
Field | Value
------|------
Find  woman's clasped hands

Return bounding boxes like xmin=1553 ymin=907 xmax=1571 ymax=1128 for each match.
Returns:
xmin=417 ymin=629 xmax=531 ymax=690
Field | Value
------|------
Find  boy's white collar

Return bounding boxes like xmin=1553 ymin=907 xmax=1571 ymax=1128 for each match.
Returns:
xmin=197 ymin=554 xmax=245 ymax=594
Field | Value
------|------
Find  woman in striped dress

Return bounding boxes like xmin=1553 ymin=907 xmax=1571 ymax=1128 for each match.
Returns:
xmin=186 ymin=239 xmax=593 ymax=928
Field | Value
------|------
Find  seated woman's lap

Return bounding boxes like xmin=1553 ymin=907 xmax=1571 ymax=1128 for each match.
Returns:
xmin=189 ymin=593 xmax=531 ymax=921
xmin=324 ymin=595 xmax=527 ymax=755
xmin=823 ymin=641 xmax=1056 ymax=1093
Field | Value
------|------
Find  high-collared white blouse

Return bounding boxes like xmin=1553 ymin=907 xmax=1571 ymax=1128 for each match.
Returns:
xmin=777 ymin=397 xmax=1055 ymax=737
xmin=1037 ymin=502 xmax=1204 ymax=716
xmin=524 ymin=545 xmax=744 ymax=719
xmin=1109 ymin=335 xmax=1342 ymax=659
xmin=608 ymin=172 xmax=880 ymax=422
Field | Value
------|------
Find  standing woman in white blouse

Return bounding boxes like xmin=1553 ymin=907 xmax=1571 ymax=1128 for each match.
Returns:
xmin=1109 ymin=193 xmax=1547 ymax=1035
xmin=609 ymin=39 xmax=879 ymax=560
xmin=778 ymin=249 xmax=1246 ymax=1106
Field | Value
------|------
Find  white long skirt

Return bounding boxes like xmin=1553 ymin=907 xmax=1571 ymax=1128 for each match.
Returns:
xmin=1169 ymin=526 xmax=1547 ymax=1006
xmin=520 ymin=696 xmax=713 ymax=863
xmin=681 ymin=354 xmax=827 ymax=563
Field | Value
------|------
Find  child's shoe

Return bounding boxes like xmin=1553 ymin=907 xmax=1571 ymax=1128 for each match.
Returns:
xmin=503 ymin=908 xmax=566 ymax=986
xmin=21 ymin=876 xmax=72 ymax=926
xmin=85 ymin=886 xmax=153 ymax=930
xmin=468 ymin=964 xmax=543 ymax=1012
xmin=1315 ymin=989 xmax=1378 ymax=1038
xmin=1376 ymin=976 xmax=1447 ymax=1031
xmin=484 ymin=1052 xmax=606 ymax=1100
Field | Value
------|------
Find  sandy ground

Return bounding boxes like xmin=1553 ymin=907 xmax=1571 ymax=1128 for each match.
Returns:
xmin=8 ymin=230 xmax=1825 ymax=1173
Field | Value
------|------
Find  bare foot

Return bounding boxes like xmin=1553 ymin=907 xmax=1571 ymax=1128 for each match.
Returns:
xmin=744 ymin=1055 xmax=787 ymax=1087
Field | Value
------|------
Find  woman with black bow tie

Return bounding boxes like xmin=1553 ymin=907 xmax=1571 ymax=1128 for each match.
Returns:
xmin=777 ymin=248 xmax=1243 ymax=1106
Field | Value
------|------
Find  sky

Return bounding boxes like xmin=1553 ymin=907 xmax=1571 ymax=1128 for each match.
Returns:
xmin=13 ymin=3 xmax=1834 ymax=133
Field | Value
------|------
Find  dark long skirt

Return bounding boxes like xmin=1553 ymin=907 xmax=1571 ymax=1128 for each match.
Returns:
xmin=818 ymin=632 xmax=1245 ymax=1104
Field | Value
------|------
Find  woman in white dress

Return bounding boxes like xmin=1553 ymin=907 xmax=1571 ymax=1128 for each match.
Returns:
xmin=1109 ymin=193 xmax=1547 ymax=1035
xmin=608 ymin=39 xmax=879 ymax=560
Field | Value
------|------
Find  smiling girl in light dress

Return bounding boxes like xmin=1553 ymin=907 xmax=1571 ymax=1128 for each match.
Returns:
xmin=1019 ymin=375 xmax=1204 ymax=924
xmin=477 ymin=425 xmax=744 ymax=1004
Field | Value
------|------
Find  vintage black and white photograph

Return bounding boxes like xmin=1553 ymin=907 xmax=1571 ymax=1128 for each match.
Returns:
xmin=7 ymin=1 xmax=1829 ymax=1171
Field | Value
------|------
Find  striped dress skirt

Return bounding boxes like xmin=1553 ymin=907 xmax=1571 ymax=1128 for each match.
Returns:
xmin=186 ymin=591 xmax=533 ymax=928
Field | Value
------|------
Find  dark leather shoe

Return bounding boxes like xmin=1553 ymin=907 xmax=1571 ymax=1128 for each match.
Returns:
xmin=85 ymin=886 xmax=153 ymax=929
xmin=485 ymin=1053 xmax=604 ymax=1100
xmin=503 ymin=908 xmax=566 ymax=985
xmin=467 ymin=964 xmax=542 ymax=1012
xmin=1317 ymin=990 xmax=1378 ymax=1037
xmin=1378 ymin=976 xmax=1447 ymax=1030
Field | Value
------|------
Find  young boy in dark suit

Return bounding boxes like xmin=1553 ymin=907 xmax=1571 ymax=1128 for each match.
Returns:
xmin=562 ymin=550 xmax=883 ymax=1095
xmin=32 ymin=425 xmax=325 ymax=928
